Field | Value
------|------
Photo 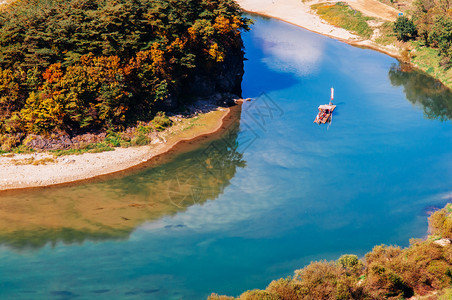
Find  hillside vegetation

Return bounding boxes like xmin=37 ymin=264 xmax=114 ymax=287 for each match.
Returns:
xmin=210 ymin=204 xmax=452 ymax=299
xmin=395 ymin=0 xmax=452 ymax=87
xmin=0 ymin=0 xmax=248 ymax=138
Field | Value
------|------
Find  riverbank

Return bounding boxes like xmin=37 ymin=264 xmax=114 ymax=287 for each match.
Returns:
xmin=0 ymin=104 xmax=239 ymax=191
xmin=236 ymin=0 xmax=402 ymax=58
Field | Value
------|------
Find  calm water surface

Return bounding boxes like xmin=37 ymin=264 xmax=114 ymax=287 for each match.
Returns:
xmin=0 ymin=16 xmax=451 ymax=299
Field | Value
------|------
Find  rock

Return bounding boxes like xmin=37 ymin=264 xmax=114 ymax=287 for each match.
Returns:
xmin=25 ymin=134 xmax=73 ymax=150
xmin=433 ymin=238 xmax=451 ymax=247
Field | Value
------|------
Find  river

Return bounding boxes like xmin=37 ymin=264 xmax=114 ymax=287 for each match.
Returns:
xmin=0 ymin=15 xmax=451 ymax=299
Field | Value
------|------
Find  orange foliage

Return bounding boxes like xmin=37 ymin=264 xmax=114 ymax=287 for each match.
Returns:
xmin=42 ymin=63 xmax=63 ymax=84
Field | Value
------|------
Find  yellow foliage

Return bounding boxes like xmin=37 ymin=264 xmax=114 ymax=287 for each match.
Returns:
xmin=20 ymin=92 xmax=63 ymax=133
xmin=208 ymin=43 xmax=224 ymax=62
xmin=213 ymin=15 xmax=242 ymax=36
xmin=187 ymin=26 xmax=197 ymax=40
xmin=213 ymin=16 xmax=231 ymax=35
xmin=150 ymin=43 xmax=165 ymax=67
xmin=0 ymin=68 xmax=20 ymax=106
xmin=167 ymin=37 xmax=186 ymax=51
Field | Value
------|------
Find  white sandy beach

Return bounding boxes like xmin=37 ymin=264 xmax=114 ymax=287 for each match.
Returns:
xmin=237 ymin=0 xmax=360 ymax=41
xmin=236 ymin=0 xmax=401 ymax=57
xmin=0 ymin=108 xmax=231 ymax=191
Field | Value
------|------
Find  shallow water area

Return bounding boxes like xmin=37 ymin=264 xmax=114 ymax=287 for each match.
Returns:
xmin=0 ymin=15 xmax=451 ymax=299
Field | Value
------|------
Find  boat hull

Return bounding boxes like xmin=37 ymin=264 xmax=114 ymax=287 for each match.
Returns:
xmin=313 ymin=105 xmax=336 ymax=124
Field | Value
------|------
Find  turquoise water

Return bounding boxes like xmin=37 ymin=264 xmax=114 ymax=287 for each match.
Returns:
xmin=0 ymin=15 xmax=452 ymax=299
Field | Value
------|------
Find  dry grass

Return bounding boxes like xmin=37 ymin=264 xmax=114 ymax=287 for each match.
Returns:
xmin=11 ymin=156 xmax=56 ymax=165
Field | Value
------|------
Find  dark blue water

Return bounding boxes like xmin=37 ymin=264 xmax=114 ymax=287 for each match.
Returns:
xmin=0 ymin=15 xmax=451 ymax=299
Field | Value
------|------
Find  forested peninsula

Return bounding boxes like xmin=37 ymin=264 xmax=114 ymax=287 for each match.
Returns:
xmin=0 ymin=0 xmax=248 ymax=152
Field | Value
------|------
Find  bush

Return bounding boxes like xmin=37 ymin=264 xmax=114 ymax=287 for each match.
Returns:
xmin=105 ymin=131 xmax=123 ymax=147
xmin=239 ymin=289 xmax=280 ymax=300
xmin=0 ymin=134 xmax=22 ymax=151
xmin=207 ymin=293 xmax=235 ymax=300
xmin=152 ymin=112 xmax=172 ymax=131
xmin=131 ymin=134 xmax=150 ymax=146
xmin=266 ymin=277 xmax=300 ymax=300
xmin=337 ymin=254 xmax=363 ymax=275
xmin=294 ymin=261 xmax=350 ymax=299
xmin=429 ymin=204 xmax=452 ymax=238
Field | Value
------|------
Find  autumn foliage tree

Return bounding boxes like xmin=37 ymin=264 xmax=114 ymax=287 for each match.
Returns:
xmin=0 ymin=0 xmax=249 ymax=134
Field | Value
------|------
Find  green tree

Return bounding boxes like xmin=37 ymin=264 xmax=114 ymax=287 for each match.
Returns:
xmin=429 ymin=16 xmax=452 ymax=62
xmin=393 ymin=16 xmax=418 ymax=42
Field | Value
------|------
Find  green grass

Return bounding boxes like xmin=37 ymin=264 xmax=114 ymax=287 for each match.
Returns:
xmin=11 ymin=145 xmax=35 ymax=154
xmin=375 ymin=21 xmax=397 ymax=45
xmin=51 ymin=142 xmax=114 ymax=157
xmin=410 ymin=42 xmax=452 ymax=88
xmin=311 ymin=2 xmax=374 ymax=39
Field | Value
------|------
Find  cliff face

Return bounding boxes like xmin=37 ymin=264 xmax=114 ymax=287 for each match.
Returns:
xmin=173 ymin=45 xmax=245 ymax=107
xmin=186 ymin=49 xmax=244 ymax=97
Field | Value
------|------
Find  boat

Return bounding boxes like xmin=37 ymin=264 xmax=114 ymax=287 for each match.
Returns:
xmin=314 ymin=87 xmax=336 ymax=124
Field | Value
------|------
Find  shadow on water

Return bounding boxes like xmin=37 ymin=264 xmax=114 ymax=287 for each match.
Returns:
xmin=0 ymin=107 xmax=246 ymax=250
xmin=388 ymin=63 xmax=452 ymax=121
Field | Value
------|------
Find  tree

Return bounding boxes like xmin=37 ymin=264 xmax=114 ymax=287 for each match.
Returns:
xmin=429 ymin=16 xmax=452 ymax=59
xmin=393 ymin=16 xmax=418 ymax=42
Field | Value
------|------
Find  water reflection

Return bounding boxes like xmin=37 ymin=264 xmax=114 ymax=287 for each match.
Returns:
xmin=251 ymin=14 xmax=326 ymax=77
xmin=0 ymin=107 xmax=245 ymax=250
xmin=388 ymin=63 xmax=452 ymax=121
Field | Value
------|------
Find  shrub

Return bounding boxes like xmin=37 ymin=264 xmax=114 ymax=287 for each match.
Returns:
xmin=294 ymin=260 xmax=348 ymax=299
xmin=105 ymin=131 xmax=123 ymax=147
xmin=207 ymin=293 xmax=235 ymax=300
xmin=429 ymin=204 xmax=452 ymax=238
xmin=152 ymin=112 xmax=172 ymax=131
xmin=131 ymin=134 xmax=150 ymax=146
xmin=337 ymin=254 xmax=363 ymax=275
xmin=239 ymin=289 xmax=280 ymax=300
xmin=0 ymin=134 xmax=21 ymax=151
xmin=266 ymin=277 xmax=300 ymax=300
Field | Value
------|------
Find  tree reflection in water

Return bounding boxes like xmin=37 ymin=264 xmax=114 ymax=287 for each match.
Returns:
xmin=388 ymin=63 xmax=452 ymax=121
xmin=0 ymin=107 xmax=246 ymax=250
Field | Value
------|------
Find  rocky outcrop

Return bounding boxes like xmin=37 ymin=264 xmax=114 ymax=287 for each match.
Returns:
xmin=24 ymin=133 xmax=107 ymax=151
xmin=176 ymin=45 xmax=244 ymax=106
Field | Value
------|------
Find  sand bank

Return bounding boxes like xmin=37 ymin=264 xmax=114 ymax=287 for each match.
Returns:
xmin=236 ymin=0 xmax=402 ymax=58
xmin=0 ymin=106 xmax=237 ymax=191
